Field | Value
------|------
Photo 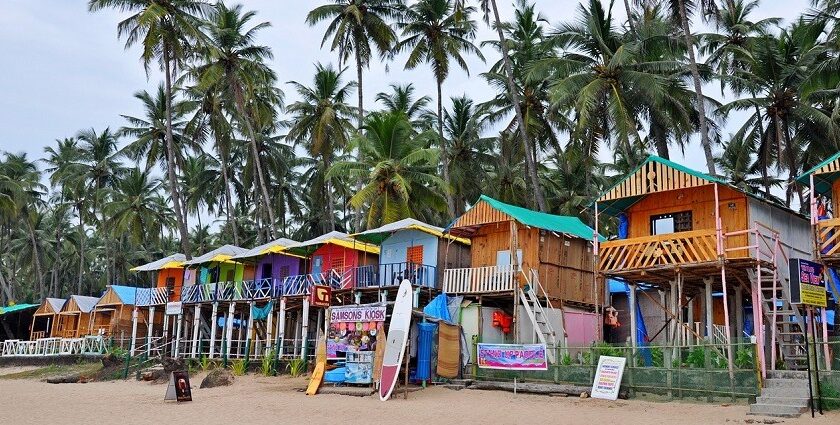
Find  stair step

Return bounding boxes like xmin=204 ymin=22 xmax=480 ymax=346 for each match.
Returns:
xmin=765 ymin=378 xmax=809 ymax=389
xmin=756 ymin=396 xmax=809 ymax=408
xmin=761 ymin=386 xmax=810 ymax=398
xmin=748 ymin=403 xmax=808 ymax=418
xmin=766 ymin=370 xmax=808 ymax=380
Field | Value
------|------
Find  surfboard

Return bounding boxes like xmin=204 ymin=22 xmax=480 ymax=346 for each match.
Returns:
xmin=305 ymin=337 xmax=327 ymax=396
xmin=379 ymin=279 xmax=413 ymax=401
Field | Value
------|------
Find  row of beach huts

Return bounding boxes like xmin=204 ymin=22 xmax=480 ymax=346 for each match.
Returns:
xmin=2 ymin=155 xmax=840 ymax=380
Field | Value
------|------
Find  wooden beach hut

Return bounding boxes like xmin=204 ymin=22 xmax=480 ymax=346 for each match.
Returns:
xmin=29 ymin=298 xmax=66 ymax=340
xmin=353 ymin=218 xmax=471 ymax=289
xmin=283 ymin=231 xmax=380 ymax=290
xmin=56 ymin=295 xmax=100 ymax=338
xmin=130 ymin=253 xmax=186 ymax=303
xmin=595 ymin=155 xmax=813 ymax=374
xmin=183 ymin=245 xmax=251 ymax=288
xmin=798 ymin=151 xmax=840 ymax=271
xmin=443 ymin=195 xmax=600 ymax=356
xmin=91 ymin=285 xmax=138 ymax=338
xmin=230 ymin=238 xmax=304 ymax=292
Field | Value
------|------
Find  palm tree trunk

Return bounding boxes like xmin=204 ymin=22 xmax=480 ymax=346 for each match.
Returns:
xmin=324 ymin=158 xmax=337 ymax=232
xmin=488 ymin=0 xmax=546 ymax=211
xmin=0 ymin=266 xmax=15 ymax=304
xmin=163 ymin=47 xmax=193 ymax=259
xmin=354 ymin=49 xmax=365 ymax=232
xmin=219 ymin=149 xmax=240 ymax=245
xmin=26 ymin=220 xmax=45 ymax=300
xmin=230 ymin=81 xmax=278 ymax=240
xmin=623 ymin=0 xmax=636 ymax=33
xmin=677 ymin=0 xmax=716 ymax=176
xmin=437 ymin=79 xmax=455 ymax=219
xmin=77 ymin=210 xmax=84 ymax=295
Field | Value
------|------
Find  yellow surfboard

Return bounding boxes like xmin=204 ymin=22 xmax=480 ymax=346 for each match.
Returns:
xmin=305 ymin=337 xmax=327 ymax=396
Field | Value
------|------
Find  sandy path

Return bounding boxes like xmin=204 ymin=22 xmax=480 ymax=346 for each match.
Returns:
xmin=1 ymin=373 xmax=838 ymax=425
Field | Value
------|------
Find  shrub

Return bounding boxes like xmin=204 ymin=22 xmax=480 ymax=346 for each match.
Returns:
xmin=261 ymin=350 xmax=276 ymax=377
xmin=230 ymin=359 xmax=247 ymax=376
xmin=287 ymin=358 xmax=306 ymax=377
xmin=199 ymin=356 xmax=215 ymax=371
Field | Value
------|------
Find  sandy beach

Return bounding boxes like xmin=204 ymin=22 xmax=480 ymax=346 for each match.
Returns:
xmin=0 ymin=366 xmax=837 ymax=425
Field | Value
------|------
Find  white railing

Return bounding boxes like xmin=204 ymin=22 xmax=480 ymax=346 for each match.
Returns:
xmin=442 ymin=264 xmax=517 ymax=294
xmin=0 ymin=335 xmax=106 ymax=357
xmin=136 ymin=287 xmax=170 ymax=306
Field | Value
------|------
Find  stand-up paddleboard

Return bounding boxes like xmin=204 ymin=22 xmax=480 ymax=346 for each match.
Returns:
xmin=305 ymin=337 xmax=327 ymax=396
xmin=379 ymin=279 xmax=413 ymax=401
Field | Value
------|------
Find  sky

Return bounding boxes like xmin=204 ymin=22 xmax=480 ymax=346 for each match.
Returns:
xmin=0 ymin=0 xmax=815 ymax=179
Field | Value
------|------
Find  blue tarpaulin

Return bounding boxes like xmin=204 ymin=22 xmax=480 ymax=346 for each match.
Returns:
xmin=423 ymin=294 xmax=452 ymax=322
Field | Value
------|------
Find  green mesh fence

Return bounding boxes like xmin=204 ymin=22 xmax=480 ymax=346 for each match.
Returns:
xmin=466 ymin=341 xmax=761 ymax=402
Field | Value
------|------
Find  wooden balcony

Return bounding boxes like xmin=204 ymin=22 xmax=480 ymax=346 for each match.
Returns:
xmin=817 ymin=218 xmax=840 ymax=264
xmin=598 ymin=229 xmax=720 ymax=274
xmin=442 ymin=264 xmax=517 ymax=294
xmin=136 ymin=287 xmax=170 ymax=306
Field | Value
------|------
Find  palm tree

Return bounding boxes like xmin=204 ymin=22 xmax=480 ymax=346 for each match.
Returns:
xmin=443 ymin=96 xmax=492 ymax=216
xmin=88 ymin=0 xmax=210 ymax=259
xmin=481 ymin=0 xmax=561 ymax=164
xmin=285 ymin=63 xmax=356 ymax=233
xmin=456 ymin=0 xmax=547 ymax=212
xmin=192 ymin=2 xmax=282 ymax=239
xmin=0 ymin=153 xmax=47 ymax=299
xmin=375 ymin=83 xmax=433 ymax=128
xmin=180 ymin=153 xmax=221 ymax=229
xmin=396 ymin=0 xmax=484 ymax=218
xmin=306 ymin=0 xmax=402 ymax=231
xmin=119 ymin=85 xmax=196 ymax=173
xmin=662 ymin=0 xmax=720 ymax=175
xmin=328 ymin=111 xmax=445 ymax=227
xmin=106 ymin=168 xmax=173 ymax=247
xmin=716 ymin=135 xmax=783 ymax=203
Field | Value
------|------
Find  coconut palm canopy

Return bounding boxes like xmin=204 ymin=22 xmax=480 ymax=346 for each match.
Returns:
xmin=3 ymin=0 xmax=840 ymax=305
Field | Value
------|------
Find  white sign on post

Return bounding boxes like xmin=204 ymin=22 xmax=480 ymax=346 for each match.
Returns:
xmin=165 ymin=301 xmax=183 ymax=316
xmin=590 ymin=355 xmax=627 ymax=400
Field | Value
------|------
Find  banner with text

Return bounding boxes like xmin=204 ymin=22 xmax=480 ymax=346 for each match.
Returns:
xmin=476 ymin=343 xmax=548 ymax=371
xmin=327 ymin=305 xmax=386 ymax=359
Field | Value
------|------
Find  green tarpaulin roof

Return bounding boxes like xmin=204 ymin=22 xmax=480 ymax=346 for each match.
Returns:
xmin=796 ymin=151 xmax=840 ymax=195
xmin=457 ymin=195 xmax=603 ymax=241
xmin=0 ymin=303 xmax=38 ymax=315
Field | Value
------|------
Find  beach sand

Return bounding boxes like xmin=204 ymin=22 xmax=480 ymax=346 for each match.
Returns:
xmin=1 ymin=366 xmax=838 ymax=425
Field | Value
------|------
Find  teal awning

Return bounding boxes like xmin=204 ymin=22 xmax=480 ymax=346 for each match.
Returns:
xmin=796 ymin=151 xmax=840 ymax=195
xmin=0 ymin=303 xmax=39 ymax=315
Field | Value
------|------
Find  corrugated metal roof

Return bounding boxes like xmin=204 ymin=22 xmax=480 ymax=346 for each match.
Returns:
xmin=231 ymin=238 xmax=299 ymax=260
xmin=353 ymin=218 xmax=470 ymax=245
xmin=47 ymin=298 xmax=66 ymax=313
xmin=0 ymin=303 xmax=39 ymax=315
xmin=183 ymin=245 xmax=248 ymax=266
xmin=69 ymin=295 xmax=100 ymax=313
xmin=283 ymin=231 xmax=380 ymax=257
xmin=463 ymin=195 xmax=602 ymax=241
xmin=130 ymin=253 xmax=186 ymax=271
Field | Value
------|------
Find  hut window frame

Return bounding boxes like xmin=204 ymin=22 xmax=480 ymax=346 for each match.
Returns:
xmin=650 ymin=211 xmax=692 ymax=235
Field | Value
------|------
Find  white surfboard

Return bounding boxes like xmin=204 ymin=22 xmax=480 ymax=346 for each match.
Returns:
xmin=379 ymin=279 xmax=413 ymax=401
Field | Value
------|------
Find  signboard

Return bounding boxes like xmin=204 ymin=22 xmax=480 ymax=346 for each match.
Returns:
xmin=476 ymin=343 xmax=548 ymax=371
xmin=591 ymin=355 xmax=626 ymax=401
xmin=310 ymin=285 xmax=331 ymax=308
xmin=788 ymin=258 xmax=827 ymax=307
xmin=164 ymin=371 xmax=192 ymax=402
xmin=327 ymin=305 xmax=386 ymax=359
xmin=165 ymin=301 xmax=183 ymax=316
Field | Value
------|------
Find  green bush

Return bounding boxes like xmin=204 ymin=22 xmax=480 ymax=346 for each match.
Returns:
xmin=287 ymin=358 xmax=306 ymax=377
xmin=261 ymin=350 xmax=276 ymax=376
xmin=734 ymin=348 xmax=754 ymax=369
xmin=230 ymin=359 xmax=247 ymax=376
xmin=820 ymin=384 xmax=840 ymax=411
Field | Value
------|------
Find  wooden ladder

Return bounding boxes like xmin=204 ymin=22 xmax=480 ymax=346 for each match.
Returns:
xmin=517 ymin=269 xmax=562 ymax=363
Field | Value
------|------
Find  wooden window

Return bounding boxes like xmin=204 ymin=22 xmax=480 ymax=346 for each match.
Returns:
xmin=261 ymin=263 xmax=273 ymax=279
xmin=225 ymin=269 xmax=235 ymax=282
xmin=278 ymin=266 xmax=290 ymax=279
xmin=650 ymin=211 xmax=692 ymax=235
xmin=330 ymin=257 xmax=345 ymax=273
xmin=406 ymin=245 xmax=424 ymax=265
xmin=165 ymin=277 xmax=176 ymax=294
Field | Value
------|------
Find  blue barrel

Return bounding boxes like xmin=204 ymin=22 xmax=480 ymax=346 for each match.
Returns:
xmin=416 ymin=322 xmax=436 ymax=381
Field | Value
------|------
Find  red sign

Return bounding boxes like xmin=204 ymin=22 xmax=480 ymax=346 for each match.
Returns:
xmin=310 ymin=285 xmax=331 ymax=308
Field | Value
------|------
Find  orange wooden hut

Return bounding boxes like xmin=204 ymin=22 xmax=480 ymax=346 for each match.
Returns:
xmin=29 ymin=298 xmax=66 ymax=339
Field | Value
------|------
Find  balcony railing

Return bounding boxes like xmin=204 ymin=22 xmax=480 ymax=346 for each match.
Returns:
xmin=355 ymin=262 xmax=437 ymax=288
xmin=136 ymin=287 xmax=170 ymax=306
xmin=442 ymin=264 xmax=517 ymax=294
xmin=817 ymin=217 xmax=840 ymax=257
xmin=598 ymin=229 xmax=719 ymax=273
